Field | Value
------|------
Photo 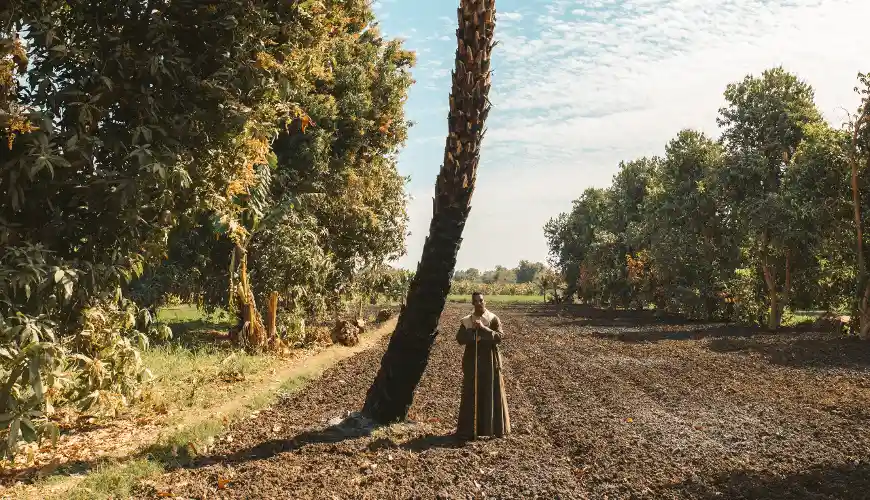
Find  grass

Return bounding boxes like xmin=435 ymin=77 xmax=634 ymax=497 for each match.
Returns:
xmin=140 ymin=345 xmax=276 ymax=417
xmin=64 ymin=459 xmax=163 ymax=500
xmin=447 ymin=294 xmax=545 ymax=304
xmin=14 ymin=307 xmax=399 ymax=500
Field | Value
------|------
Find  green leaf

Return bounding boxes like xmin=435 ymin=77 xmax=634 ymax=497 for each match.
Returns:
xmin=20 ymin=417 xmax=37 ymax=442
xmin=28 ymin=359 xmax=44 ymax=400
xmin=7 ymin=417 xmax=20 ymax=457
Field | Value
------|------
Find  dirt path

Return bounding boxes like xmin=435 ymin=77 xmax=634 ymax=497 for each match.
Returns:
xmin=139 ymin=304 xmax=870 ymax=499
xmin=6 ymin=318 xmax=399 ymax=500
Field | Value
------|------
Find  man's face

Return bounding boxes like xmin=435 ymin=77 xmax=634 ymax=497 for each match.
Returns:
xmin=472 ymin=294 xmax=485 ymax=313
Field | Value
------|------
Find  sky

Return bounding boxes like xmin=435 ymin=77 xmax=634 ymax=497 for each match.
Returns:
xmin=372 ymin=0 xmax=869 ymax=272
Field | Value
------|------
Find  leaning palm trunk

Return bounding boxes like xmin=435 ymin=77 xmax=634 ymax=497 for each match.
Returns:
xmin=361 ymin=0 xmax=497 ymax=424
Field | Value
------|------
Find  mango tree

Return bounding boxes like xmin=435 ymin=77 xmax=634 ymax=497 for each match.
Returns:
xmin=715 ymin=67 xmax=824 ymax=329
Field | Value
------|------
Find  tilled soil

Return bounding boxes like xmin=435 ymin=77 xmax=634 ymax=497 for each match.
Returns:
xmin=139 ymin=304 xmax=870 ymax=499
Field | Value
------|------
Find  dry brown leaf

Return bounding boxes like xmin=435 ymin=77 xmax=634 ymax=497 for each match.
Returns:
xmin=218 ymin=477 xmax=231 ymax=490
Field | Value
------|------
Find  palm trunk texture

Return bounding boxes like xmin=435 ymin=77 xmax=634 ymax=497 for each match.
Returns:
xmin=361 ymin=0 xmax=497 ymax=424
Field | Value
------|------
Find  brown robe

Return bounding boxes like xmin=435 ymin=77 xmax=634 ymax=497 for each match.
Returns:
xmin=456 ymin=310 xmax=511 ymax=439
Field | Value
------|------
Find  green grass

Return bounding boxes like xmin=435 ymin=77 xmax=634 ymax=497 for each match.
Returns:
xmin=447 ymin=294 xmax=545 ymax=304
xmin=14 ymin=305 xmax=396 ymax=500
xmin=64 ymin=459 xmax=164 ymax=500
xmin=141 ymin=345 xmax=275 ymax=417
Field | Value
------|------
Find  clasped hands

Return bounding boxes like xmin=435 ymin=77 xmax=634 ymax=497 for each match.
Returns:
xmin=472 ymin=319 xmax=494 ymax=341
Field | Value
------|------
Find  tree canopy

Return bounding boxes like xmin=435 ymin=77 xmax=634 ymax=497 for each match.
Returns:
xmin=546 ymin=67 xmax=870 ymax=328
xmin=0 ymin=0 xmax=413 ymax=458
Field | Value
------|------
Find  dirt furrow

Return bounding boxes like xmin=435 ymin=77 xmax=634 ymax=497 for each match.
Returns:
xmin=135 ymin=304 xmax=870 ymax=499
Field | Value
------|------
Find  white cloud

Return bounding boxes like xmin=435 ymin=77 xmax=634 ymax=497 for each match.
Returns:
xmin=396 ymin=0 xmax=869 ymax=271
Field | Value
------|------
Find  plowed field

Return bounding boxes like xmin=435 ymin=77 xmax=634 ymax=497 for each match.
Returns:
xmin=138 ymin=304 xmax=870 ymax=499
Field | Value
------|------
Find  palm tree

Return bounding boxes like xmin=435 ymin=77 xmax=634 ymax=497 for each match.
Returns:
xmin=361 ymin=0 xmax=497 ymax=424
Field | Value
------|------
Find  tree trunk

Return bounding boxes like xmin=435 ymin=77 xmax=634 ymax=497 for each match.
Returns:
xmin=760 ymin=231 xmax=781 ymax=330
xmin=850 ymin=114 xmax=868 ymax=338
xmin=361 ymin=0 xmax=497 ymax=424
xmin=267 ymin=291 xmax=278 ymax=340
xmin=234 ymin=245 xmax=267 ymax=349
xmin=859 ymin=283 xmax=870 ymax=340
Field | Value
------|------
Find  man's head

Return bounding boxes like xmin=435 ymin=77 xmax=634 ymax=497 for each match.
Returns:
xmin=471 ymin=292 xmax=485 ymax=315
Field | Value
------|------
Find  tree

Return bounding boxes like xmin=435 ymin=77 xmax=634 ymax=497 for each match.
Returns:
xmin=715 ymin=67 xmax=824 ymax=329
xmin=516 ymin=260 xmax=545 ymax=284
xmin=782 ymin=122 xmax=851 ymax=314
xmin=642 ymin=129 xmax=736 ymax=318
xmin=0 ymin=0 xmax=371 ymax=456
xmin=453 ymin=268 xmax=481 ymax=281
xmin=140 ymin=12 xmax=414 ymax=331
xmin=536 ymin=267 xmax=564 ymax=302
xmin=361 ymin=0 xmax=497 ymax=424
xmin=544 ymin=187 xmax=608 ymax=302
xmin=847 ymin=73 xmax=870 ymax=337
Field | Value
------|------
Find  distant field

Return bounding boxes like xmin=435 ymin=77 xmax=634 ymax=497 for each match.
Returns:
xmin=447 ymin=294 xmax=545 ymax=303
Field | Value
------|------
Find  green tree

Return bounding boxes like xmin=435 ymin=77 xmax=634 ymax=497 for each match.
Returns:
xmin=544 ymin=187 xmax=608 ymax=302
xmin=0 ymin=0 xmax=371 ymax=457
xmin=847 ymin=72 xmax=870 ymax=337
xmin=642 ymin=129 xmax=736 ymax=318
xmin=516 ymin=260 xmax=545 ymax=284
xmin=138 ymin=9 xmax=414 ymax=330
xmin=453 ymin=268 xmax=481 ymax=282
xmin=781 ymin=122 xmax=852 ymax=313
xmin=601 ymin=158 xmax=657 ymax=308
xmin=715 ymin=67 xmax=824 ymax=329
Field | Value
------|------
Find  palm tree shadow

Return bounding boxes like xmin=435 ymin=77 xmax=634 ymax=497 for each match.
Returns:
xmin=183 ymin=417 xmax=375 ymax=469
xmin=183 ymin=422 xmax=468 ymax=471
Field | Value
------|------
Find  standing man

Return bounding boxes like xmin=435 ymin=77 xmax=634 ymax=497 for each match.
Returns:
xmin=455 ymin=292 xmax=511 ymax=440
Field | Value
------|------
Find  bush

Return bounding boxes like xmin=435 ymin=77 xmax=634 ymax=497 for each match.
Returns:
xmin=449 ymin=281 xmax=539 ymax=296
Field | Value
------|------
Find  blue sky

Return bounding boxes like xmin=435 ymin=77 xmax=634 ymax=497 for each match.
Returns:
xmin=372 ymin=0 xmax=869 ymax=272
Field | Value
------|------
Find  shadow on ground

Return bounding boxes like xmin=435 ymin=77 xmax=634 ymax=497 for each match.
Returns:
xmin=177 ymin=420 xmax=464 ymax=471
xmin=708 ymin=334 xmax=870 ymax=369
xmin=665 ymin=462 xmax=870 ymax=499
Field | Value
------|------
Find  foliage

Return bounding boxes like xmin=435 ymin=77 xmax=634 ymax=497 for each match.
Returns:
xmin=449 ymin=280 xmax=539 ymax=297
xmin=0 ymin=0 xmax=405 ymax=457
xmin=139 ymin=7 xmax=414 ymax=328
xmin=516 ymin=260 xmax=546 ymax=284
xmin=545 ymin=67 xmax=868 ymax=326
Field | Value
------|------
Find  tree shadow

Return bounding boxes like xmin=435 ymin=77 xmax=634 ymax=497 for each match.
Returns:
xmin=169 ymin=422 xmax=467 ymax=472
xmin=665 ymin=462 xmax=870 ymax=499
xmin=181 ymin=418 xmax=375 ymax=469
xmin=587 ymin=324 xmax=768 ymax=343
xmin=707 ymin=333 xmax=870 ymax=369
xmin=521 ymin=304 xmax=702 ymax=327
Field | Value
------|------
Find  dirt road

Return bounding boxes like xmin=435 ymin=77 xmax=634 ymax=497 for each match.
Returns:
xmin=140 ymin=304 xmax=870 ymax=499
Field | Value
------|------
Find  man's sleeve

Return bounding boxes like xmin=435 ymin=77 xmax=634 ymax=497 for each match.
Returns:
xmin=456 ymin=324 xmax=474 ymax=345
xmin=487 ymin=316 xmax=503 ymax=343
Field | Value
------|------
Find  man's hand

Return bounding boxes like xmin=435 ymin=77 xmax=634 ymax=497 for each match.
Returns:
xmin=472 ymin=319 xmax=483 ymax=330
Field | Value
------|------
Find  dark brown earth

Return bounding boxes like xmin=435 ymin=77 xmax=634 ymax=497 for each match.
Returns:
xmin=138 ymin=304 xmax=870 ymax=499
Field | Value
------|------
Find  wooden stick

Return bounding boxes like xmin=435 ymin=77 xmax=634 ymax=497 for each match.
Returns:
xmin=473 ymin=326 xmax=478 ymax=440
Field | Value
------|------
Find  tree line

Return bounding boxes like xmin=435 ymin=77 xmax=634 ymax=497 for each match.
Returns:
xmin=0 ymin=1 xmax=412 ymax=457
xmin=453 ymin=260 xmax=547 ymax=284
xmin=546 ymin=67 xmax=870 ymax=332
